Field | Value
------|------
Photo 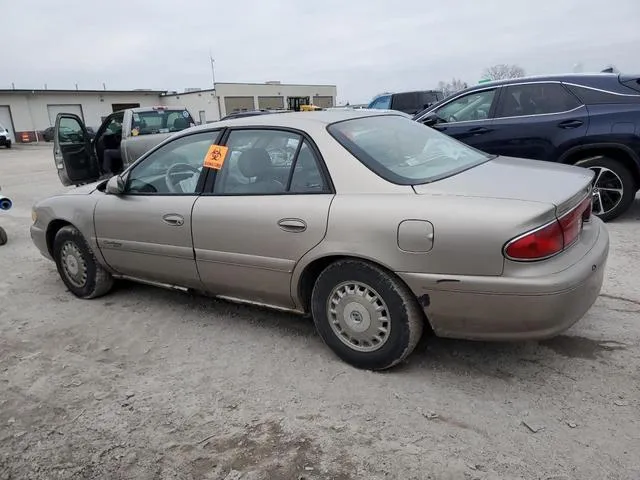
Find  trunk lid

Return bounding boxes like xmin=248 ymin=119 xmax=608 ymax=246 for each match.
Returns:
xmin=412 ymin=156 xmax=593 ymax=214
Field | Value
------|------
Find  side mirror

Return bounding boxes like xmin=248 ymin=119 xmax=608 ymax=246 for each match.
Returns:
xmin=421 ymin=114 xmax=439 ymax=127
xmin=106 ymin=175 xmax=125 ymax=195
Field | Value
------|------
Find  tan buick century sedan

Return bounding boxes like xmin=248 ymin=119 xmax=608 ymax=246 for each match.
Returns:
xmin=31 ymin=110 xmax=609 ymax=370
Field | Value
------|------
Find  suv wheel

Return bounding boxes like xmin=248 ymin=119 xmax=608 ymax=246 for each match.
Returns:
xmin=311 ymin=259 xmax=424 ymax=370
xmin=575 ymin=156 xmax=635 ymax=222
xmin=5 ymin=141 xmax=10 ymax=149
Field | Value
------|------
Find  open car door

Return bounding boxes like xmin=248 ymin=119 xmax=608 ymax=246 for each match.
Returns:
xmin=54 ymin=113 xmax=100 ymax=186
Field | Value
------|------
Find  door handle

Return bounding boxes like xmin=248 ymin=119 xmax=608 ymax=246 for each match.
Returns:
xmin=277 ymin=218 xmax=307 ymax=232
xmin=558 ymin=119 xmax=583 ymax=129
xmin=469 ymin=127 xmax=491 ymax=135
xmin=162 ymin=213 xmax=184 ymax=226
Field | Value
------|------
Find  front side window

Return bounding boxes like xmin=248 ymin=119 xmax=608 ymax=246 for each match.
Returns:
xmin=126 ymin=132 xmax=218 ymax=194
xmin=105 ymin=113 xmax=124 ymax=135
xmin=328 ymin=115 xmax=490 ymax=185
xmin=435 ymin=89 xmax=496 ymax=122
xmin=214 ymin=129 xmax=328 ymax=195
xmin=58 ymin=117 xmax=86 ymax=143
xmin=496 ymin=83 xmax=582 ymax=118
xmin=369 ymin=95 xmax=392 ymax=110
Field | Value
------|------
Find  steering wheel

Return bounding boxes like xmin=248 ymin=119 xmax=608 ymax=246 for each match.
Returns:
xmin=165 ymin=163 xmax=200 ymax=193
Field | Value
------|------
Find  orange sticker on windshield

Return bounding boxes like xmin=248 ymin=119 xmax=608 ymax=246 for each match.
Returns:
xmin=203 ymin=144 xmax=228 ymax=170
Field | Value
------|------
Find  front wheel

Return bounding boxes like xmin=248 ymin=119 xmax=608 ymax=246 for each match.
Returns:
xmin=311 ymin=259 xmax=424 ymax=370
xmin=0 ymin=227 xmax=7 ymax=245
xmin=575 ymin=156 xmax=635 ymax=222
xmin=53 ymin=225 xmax=114 ymax=299
xmin=5 ymin=141 xmax=10 ymax=149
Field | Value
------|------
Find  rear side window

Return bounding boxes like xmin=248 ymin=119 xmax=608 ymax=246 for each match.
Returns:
xmin=496 ymin=83 xmax=582 ymax=118
xmin=565 ymin=84 xmax=640 ymax=104
xmin=328 ymin=115 xmax=490 ymax=185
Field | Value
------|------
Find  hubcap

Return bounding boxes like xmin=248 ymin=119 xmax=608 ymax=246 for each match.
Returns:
xmin=327 ymin=281 xmax=390 ymax=352
xmin=61 ymin=241 xmax=87 ymax=288
xmin=589 ymin=166 xmax=624 ymax=217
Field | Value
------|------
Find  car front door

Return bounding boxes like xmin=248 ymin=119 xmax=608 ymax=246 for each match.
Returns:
xmin=481 ymin=82 xmax=588 ymax=161
xmin=54 ymin=113 xmax=100 ymax=186
xmin=418 ymin=88 xmax=499 ymax=151
xmin=94 ymin=130 xmax=221 ymax=288
xmin=192 ymin=128 xmax=334 ymax=309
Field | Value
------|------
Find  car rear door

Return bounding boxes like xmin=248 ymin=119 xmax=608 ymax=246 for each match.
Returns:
xmin=420 ymin=87 xmax=500 ymax=151
xmin=483 ymin=82 xmax=588 ymax=161
xmin=54 ymin=113 xmax=100 ymax=186
xmin=191 ymin=127 xmax=334 ymax=310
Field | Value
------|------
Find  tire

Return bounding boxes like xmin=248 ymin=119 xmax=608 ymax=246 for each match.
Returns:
xmin=0 ymin=227 xmax=7 ymax=245
xmin=311 ymin=259 xmax=424 ymax=370
xmin=5 ymin=141 xmax=10 ymax=149
xmin=53 ymin=225 xmax=114 ymax=299
xmin=574 ymin=156 xmax=635 ymax=222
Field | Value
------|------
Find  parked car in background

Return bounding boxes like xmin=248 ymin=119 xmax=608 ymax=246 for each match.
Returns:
xmin=31 ymin=110 xmax=607 ymax=370
xmin=53 ymin=106 xmax=195 ymax=186
xmin=368 ymin=90 xmax=444 ymax=115
xmin=0 ymin=123 xmax=12 ymax=148
xmin=414 ymin=73 xmax=640 ymax=221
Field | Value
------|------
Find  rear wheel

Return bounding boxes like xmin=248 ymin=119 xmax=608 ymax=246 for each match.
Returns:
xmin=0 ymin=227 xmax=7 ymax=245
xmin=575 ymin=156 xmax=635 ymax=222
xmin=53 ymin=225 xmax=114 ymax=299
xmin=5 ymin=141 xmax=10 ymax=149
xmin=311 ymin=259 xmax=424 ymax=370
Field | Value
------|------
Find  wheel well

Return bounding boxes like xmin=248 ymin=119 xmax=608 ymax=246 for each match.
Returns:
xmin=562 ymin=146 xmax=640 ymax=189
xmin=297 ymin=255 xmax=423 ymax=316
xmin=45 ymin=220 xmax=72 ymax=256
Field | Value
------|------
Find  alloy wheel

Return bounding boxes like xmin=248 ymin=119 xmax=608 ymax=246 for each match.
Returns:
xmin=589 ymin=166 xmax=624 ymax=217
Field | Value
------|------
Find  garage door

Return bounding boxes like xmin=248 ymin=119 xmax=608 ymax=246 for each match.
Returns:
xmin=313 ymin=96 xmax=334 ymax=108
xmin=224 ymin=97 xmax=255 ymax=115
xmin=0 ymin=106 xmax=14 ymax=139
xmin=258 ymin=96 xmax=284 ymax=110
xmin=47 ymin=104 xmax=84 ymax=126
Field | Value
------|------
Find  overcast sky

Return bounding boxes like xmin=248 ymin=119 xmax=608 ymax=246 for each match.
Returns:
xmin=4 ymin=0 xmax=640 ymax=103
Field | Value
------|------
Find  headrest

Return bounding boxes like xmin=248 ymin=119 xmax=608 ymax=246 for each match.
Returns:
xmin=237 ymin=148 xmax=272 ymax=178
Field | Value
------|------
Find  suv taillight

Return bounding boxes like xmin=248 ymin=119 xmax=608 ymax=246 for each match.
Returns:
xmin=504 ymin=196 xmax=592 ymax=261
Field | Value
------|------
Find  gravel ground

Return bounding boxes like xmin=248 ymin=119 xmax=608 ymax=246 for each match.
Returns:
xmin=1 ymin=145 xmax=639 ymax=480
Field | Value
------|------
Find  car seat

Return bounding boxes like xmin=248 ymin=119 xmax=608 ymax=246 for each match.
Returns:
xmin=230 ymin=148 xmax=283 ymax=194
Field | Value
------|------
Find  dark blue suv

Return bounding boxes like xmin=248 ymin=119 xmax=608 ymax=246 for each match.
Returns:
xmin=414 ymin=73 xmax=640 ymax=221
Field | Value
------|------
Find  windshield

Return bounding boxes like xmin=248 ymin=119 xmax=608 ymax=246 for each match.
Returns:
xmin=131 ymin=109 xmax=194 ymax=136
xmin=327 ymin=115 xmax=491 ymax=185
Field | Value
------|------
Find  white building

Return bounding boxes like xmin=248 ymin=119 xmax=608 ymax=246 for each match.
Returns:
xmin=0 ymin=81 xmax=337 ymax=142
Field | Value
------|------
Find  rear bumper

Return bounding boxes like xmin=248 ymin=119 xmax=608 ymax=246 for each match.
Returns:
xmin=398 ymin=219 xmax=609 ymax=341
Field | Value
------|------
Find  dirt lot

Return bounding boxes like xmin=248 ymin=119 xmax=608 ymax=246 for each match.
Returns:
xmin=0 ymin=145 xmax=639 ymax=480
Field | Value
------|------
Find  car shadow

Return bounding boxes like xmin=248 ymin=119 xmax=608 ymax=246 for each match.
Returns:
xmin=111 ymin=280 xmax=627 ymax=380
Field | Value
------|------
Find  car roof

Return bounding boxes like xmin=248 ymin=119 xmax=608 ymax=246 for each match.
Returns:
xmin=183 ymin=109 xmax=403 ymax=135
xmin=460 ymin=72 xmax=620 ymax=91
xmin=131 ymin=106 xmax=188 ymax=113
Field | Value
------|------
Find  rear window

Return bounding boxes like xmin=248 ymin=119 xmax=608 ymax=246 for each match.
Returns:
xmin=327 ymin=115 xmax=491 ymax=185
xmin=131 ymin=109 xmax=195 ymax=136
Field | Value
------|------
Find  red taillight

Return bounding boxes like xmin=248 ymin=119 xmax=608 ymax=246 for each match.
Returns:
xmin=504 ymin=195 xmax=592 ymax=261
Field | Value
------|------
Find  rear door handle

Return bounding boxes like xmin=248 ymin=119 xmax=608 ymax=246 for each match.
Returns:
xmin=558 ymin=119 xmax=584 ymax=129
xmin=277 ymin=218 xmax=307 ymax=232
xmin=469 ymin=127 xmax=491 ymax=135
xmin=162 ymin=213 xmax=184 ymax=226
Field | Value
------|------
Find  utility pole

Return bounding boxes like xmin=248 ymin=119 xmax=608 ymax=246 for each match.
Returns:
xmin=209 ymin=49 xmax=216 ymax=88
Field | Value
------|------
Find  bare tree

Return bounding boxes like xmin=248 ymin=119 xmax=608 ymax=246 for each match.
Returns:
xmin=482 ymin=64 xmax=525 ymax=81
xmin=437 ymin=78 xmax=469 ymax=97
